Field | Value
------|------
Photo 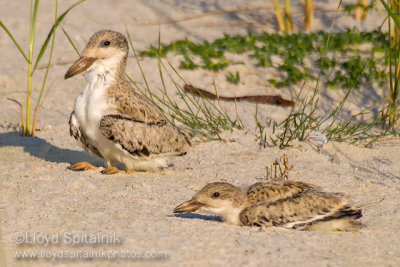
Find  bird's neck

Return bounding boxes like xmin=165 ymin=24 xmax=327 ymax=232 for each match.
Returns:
xmin=222 ymin=206 xmax=246 ymax=226
xmin=86 ymin=55 xmax=127 ymax=85
xmin=219 ymin=192 xmax=248 ymax=226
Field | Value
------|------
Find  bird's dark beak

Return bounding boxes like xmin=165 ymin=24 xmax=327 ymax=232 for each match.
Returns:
xmin=173 ymin=199 xmax=204 ymax=213
xmin=64 ymin=56 xmax=97 ymax=79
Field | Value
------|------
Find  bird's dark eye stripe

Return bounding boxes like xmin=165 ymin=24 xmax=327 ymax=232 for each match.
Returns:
xmin=213 ymin=192 xmax=220 ymax=197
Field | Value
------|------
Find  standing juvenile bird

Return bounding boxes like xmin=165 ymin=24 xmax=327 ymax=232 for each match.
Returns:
xmin=174 ymin=181 xmax=363 ymax=231
xmin=65 ymin=30 xmax=191 ymax=174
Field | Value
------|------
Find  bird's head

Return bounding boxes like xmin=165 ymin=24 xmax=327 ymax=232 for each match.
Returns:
xmin=173 ymin=182 xmax=246 ymax=225
xmin=64 ymin=30 xmax=129 ymax=79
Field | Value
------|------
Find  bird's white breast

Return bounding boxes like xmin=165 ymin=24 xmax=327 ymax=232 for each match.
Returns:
xmin=73 ymin=62 xmax=118 ymax=159
xmin=75 ymin=65 xmax=112 ymax=137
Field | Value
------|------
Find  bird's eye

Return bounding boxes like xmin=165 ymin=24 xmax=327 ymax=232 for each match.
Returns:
xmin=213 ymin=192 xmax=220 ymax=198
xmin=103 ymin=40 xmax=111 ymax=46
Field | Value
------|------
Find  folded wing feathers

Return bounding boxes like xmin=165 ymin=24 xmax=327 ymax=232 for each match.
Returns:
xmin=69 ymin=111 xmax=102 ymax=157
xmin=246 ymin=181 xmax=321 ymax=204
xmin=240 ymin=189 xmax=362 ymax=229
xmin=99 ymin=114 xmax=191 ymax=157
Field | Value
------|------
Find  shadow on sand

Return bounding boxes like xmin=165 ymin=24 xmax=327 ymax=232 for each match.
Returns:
xmin=0 ymin=131 xmax=102 ymax=166
xmin=171 ymin=213 xmax=222 ymax=223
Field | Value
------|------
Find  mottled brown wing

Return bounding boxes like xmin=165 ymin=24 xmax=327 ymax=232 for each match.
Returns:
xmin=107 ymin=80 xmax=166 ymax=124
xmin=240 ymin=190 xmax=362 ymax=229
xmin=246 ymin=181 xmax=321 ymax=204
xmin=99 ymin=114 xmax=191 ymax=157
xmin=69 ymin=111 xmax=102 ymax=157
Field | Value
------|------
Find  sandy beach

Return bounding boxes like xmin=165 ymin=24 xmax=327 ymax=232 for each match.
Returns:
xmin=1 ymin=0 xmax=400 ymax=266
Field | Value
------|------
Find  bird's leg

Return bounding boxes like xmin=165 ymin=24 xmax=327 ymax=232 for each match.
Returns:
xmin=68 ymin=162 xmax=97 ymax=171
xmin=101 ymin=161 xmax=122 ymax=175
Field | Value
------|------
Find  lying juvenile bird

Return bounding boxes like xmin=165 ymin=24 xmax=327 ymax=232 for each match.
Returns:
xmin=65 ymin=30 xmax=191 ymax=174
xmin=174 ymin=181 xmax=363 ymax=231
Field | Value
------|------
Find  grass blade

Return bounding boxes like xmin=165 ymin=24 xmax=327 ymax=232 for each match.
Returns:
xmin=32 ymin=0 xmax=86 ymax=74
xmin=61 ymin=26 xmax=80 ymax=56
xmin=25 ymin=0 xmax=40 ymax=136
xmin=0 ymin=21 xmax=29 ymax=63
xmin=31 ymin=0 xmax=59 ymax=136
xmin=379 ymin=0 xmax=400 ymax=29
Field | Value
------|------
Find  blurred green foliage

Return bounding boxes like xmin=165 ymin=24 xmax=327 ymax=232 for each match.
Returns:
xmin=140 ymin=29 xmax=389 ymax=88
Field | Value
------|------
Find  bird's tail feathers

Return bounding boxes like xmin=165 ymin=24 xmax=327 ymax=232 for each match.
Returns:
xmin=302 ymin=218 xmax=364 ymax=232
xmin=130 ymin=158 xmax=167 ymax=172
xmin=284 ymin=206 xmax=362 ymax=231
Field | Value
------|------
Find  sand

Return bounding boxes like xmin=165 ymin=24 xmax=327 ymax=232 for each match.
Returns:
xmin=0 ymin=0 xmax=399 ymax=266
